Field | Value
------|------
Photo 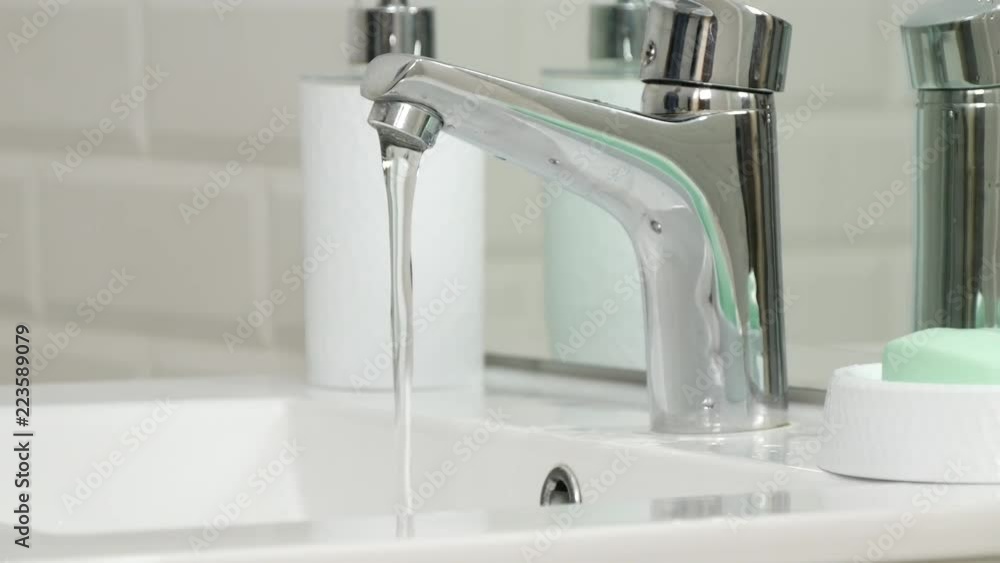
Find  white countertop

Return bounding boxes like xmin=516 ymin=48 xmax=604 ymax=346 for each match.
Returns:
xmin=8 ymin=368 xmax=1000 ymax=563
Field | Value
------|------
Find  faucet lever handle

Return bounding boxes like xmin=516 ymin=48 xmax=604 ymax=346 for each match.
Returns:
xmin=640 ymin=0 xmax=792 ymax=92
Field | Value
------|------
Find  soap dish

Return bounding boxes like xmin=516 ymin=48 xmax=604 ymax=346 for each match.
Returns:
xmin=818 ymin=364 xmax=1000 ymax=484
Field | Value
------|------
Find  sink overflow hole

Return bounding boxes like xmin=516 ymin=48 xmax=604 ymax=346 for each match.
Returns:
xmin=539 ymin=465 xmax=582 ymax=507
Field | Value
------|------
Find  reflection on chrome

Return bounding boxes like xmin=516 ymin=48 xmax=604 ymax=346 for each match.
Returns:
xmin=363 ymin=1 xmax=792 ymax=434
xmin=903 ymin=5 xmax=1000 ymax=329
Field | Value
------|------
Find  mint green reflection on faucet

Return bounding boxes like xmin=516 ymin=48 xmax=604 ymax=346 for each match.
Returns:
xmin=514 ymin=108 xmax=742 ymax=327
xmin=976 ymin=293 xmax=1000 ymax=328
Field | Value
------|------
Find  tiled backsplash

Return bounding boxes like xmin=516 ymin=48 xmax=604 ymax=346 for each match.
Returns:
xmin=0 ymin=0 xmax=919 ymax=388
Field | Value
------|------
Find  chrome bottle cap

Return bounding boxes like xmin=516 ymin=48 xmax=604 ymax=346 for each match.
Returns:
xmin=348 ymin=0 xmax=435 ymax=65
xmin=902 ymin=0 xmax=1000 ymax=90
xmin=590 ymin=0 xmax=651 ymax=62
xmin=639 ymin=0 xmax=792 ymax=92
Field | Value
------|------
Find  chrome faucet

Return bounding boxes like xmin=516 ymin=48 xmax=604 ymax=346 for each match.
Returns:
xmin=902 ymin=3 xmax=1000 ymax=330
xmin=363 ymin=0 xmax=792 ymax=434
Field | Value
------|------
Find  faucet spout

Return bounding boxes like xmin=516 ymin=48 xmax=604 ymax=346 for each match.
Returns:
xmin=364 ymin=53 xmax=788 ymax=433
xmin=368 ymin=100 xmax=443 ymax=152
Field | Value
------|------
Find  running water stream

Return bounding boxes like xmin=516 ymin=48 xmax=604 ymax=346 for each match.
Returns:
xmin=378 ymin=139 xmax=423 ymax=538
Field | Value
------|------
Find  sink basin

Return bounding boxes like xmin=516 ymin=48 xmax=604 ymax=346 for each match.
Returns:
xmin=6 ymin=369 xmax=1000 ymax=563
xmin=11 ymin=394 xmax=830 ymax=537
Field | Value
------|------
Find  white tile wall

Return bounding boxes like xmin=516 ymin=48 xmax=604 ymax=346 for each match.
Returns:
xmin=267 ymin=181 xmax=307 ymax=351
xmin=0 ymin=0 xmax=924 ymax=387
xmin=37 ymin=159 xmax=263 ymax=340
xmin=0 ymin=3 xmax=136 ymax=132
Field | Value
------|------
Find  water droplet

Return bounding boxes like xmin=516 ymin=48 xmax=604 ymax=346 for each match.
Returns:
xmin=650 ymin=220 xmax=663 ymax=234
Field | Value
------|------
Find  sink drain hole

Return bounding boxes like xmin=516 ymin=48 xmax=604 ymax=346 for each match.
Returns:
xmin=540 ymin=465 xmax=582 ymax=506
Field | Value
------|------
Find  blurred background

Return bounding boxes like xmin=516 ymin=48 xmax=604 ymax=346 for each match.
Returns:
xmin=0 ymin=0 xmax=916 ymax=388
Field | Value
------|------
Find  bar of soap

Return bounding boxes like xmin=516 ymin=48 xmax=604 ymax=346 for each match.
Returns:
xmin=883 ymin=328 xmax=1000 ymax=385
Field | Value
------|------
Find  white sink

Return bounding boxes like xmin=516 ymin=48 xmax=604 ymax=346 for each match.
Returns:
xmin=5 ymin=369 xmax=1000 ymax=563
xmin=8 ymin=393 xmax=831 ymax=537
